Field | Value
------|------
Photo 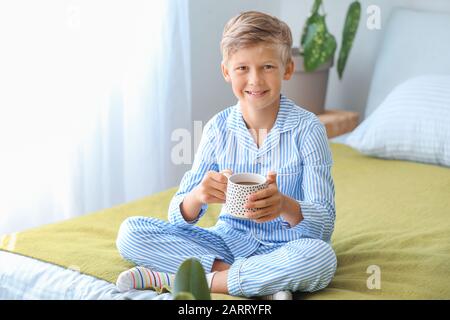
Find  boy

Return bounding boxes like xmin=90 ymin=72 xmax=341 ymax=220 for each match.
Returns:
xmin=115 ymin=11 xmax=337 ymax=299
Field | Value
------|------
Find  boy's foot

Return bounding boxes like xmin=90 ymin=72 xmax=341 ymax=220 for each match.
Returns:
xmin=116 ymin=266 xmax=217 ymax=293
xmin=116 ymin=266 xmax=175 ymax=292
xmin=262 ymin=290 xmax=293 ymax=300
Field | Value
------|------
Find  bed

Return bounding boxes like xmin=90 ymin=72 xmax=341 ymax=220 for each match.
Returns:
xmin=1 ymin=7 xmax=450 ymax=300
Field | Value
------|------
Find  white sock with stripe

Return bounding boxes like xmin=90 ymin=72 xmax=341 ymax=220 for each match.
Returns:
xmin=116 ymin=266 xmax=174 ymax=292
xmin=116 ymin=266 xmax=216 ymax=293
xmin=206 ymin=271 xmax=217 ymax=289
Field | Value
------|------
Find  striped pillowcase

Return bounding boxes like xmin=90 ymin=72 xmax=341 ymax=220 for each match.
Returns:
xmin=347 ymin=75 xmax=450 ymax=167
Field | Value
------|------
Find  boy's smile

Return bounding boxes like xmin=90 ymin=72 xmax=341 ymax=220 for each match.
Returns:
xmin=221 ymin=44 xmax=294 ymax=115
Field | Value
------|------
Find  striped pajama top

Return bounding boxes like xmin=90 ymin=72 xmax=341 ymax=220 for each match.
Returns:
xmin=168 ymin=95 xmax=336 ymax=259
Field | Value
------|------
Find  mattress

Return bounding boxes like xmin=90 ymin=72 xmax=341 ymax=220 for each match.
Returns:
xmin=0 ymin=250 xmax=170 ymax=300
xmin=1 ymin=143 xmax=449 ymax=299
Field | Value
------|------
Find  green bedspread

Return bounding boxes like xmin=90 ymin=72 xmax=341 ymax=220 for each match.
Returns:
xmin=1 ymin=143 xmax=449 ymax=299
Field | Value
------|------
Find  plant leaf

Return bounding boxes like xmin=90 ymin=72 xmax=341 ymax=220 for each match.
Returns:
xmin=311 ymin=0 xmax=323 ymax=15
xmin=300 ymin=15 xmax=314 ymax=48
xmin=174 ymin=292 xmax=196 ymax=300
xmin=302 ymin=13 xmax=336 ymax=72
xmin=301 ymin=0 xmax=323 ymax=48
xmin=337 ymin=1 xmax=361 ymax=79
xmin=173 ymin=258 xmax=211 ymax=300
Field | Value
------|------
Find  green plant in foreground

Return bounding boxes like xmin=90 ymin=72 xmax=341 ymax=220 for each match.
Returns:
xmin=173 ymin=258 xmax=211 ymax=300
xmin=301 ymin=0 xmax=361 ymax=79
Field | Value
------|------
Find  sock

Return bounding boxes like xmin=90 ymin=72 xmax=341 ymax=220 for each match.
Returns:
xmin=116 ymin=266 xmax=175 ymax=292
xmin=116 ymin=266 xmax=217 ymax=293
xmin=261 ymin=290 xmax=293 ymax=300
xmin=206 ymin=271 xmax=217 ymax=289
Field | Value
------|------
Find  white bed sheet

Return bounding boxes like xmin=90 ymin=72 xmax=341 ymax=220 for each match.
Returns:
xmin=0 ymin=250 xmax=172 ymax=300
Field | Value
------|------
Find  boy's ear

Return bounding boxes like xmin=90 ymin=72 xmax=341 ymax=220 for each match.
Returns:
xmin=283 ymin=59 xmax=295 ymax=81
xmin=221 ymin=61 xmax=231 ymax=83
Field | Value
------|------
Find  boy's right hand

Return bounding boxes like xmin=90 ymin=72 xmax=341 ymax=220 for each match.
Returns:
xmin=193 ymin=169 xmax=232 ymax=204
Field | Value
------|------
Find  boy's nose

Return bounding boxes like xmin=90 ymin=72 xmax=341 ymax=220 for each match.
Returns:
xmin=248 ymin=70 xmax=263 ymax=86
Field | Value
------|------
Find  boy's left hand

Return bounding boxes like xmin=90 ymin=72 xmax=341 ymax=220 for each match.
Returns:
xmin=244 ymin=171 xmax=285 ymax=223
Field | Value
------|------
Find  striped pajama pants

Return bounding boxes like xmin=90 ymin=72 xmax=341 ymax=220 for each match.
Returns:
xmin=116 ymin=216 xmax=337 ymax=297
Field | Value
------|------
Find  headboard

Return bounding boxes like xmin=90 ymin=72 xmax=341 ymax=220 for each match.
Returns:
xmin=365 ymin=8 xmax=450 ymax=118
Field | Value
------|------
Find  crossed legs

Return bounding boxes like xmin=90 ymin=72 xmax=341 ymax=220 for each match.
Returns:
xmin=116 ymin=217 xmax=337 ymax=297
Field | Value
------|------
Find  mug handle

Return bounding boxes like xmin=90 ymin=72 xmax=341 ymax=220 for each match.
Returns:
xmin=220 ymin=169 xmax=232 ymax=179
xmin=220 ymin=169 xmax=232 ymax=199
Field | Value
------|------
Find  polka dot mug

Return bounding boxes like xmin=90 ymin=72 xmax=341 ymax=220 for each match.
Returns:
xmin=223 ymin=172 xmax=268 ymax=219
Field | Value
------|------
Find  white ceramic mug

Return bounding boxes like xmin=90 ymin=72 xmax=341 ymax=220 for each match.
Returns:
xmin=223 ymin=173 xmax=268 ymax=219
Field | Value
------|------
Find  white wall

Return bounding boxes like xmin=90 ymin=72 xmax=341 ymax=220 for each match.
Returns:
xmin=280 ymin=0 xmax=450 ymax=115
xmin=189 ymin=0 xmax=450 ymax=123
xmin=189 ymin=0 xmax=280 ymax=124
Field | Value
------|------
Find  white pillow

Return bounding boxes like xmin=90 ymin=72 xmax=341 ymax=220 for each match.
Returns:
xmin=347 ymin=75 xmax=450 ymax=167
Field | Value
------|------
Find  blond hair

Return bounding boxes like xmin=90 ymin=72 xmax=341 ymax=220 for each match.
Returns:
xmin=221 ymin=11 xmax=293 ymax=66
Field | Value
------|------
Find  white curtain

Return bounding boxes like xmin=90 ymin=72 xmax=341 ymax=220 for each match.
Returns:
xmin=0 ymin=0 xmax=191 ymax=235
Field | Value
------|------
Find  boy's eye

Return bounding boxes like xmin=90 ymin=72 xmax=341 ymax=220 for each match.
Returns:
xmin=236 ymin=66 xmax=247 ymax=71
xmin=264 ymin=65 xmax=275 ymax=70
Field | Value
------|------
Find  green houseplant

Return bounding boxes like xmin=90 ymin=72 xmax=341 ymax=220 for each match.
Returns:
xmin=283 ymin=0 xmax=361 ymax=114
xmin=172 ymin=258 xmax=211 ymax=300
xmin=301 ymin=0 xmax=361 ymax=78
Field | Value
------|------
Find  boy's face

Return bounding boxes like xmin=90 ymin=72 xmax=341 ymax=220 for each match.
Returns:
xmin=221 ymin=43 xmax=294 ymax=113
